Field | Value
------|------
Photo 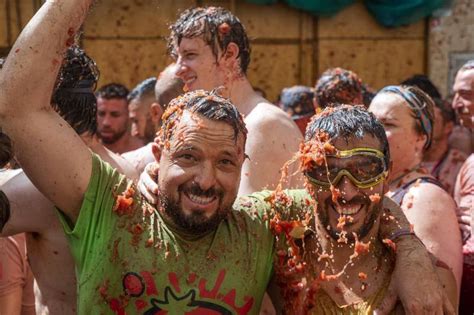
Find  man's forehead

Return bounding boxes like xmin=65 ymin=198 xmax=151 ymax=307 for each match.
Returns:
xmin=455 ymin=69 xmax=474 ymax=86
xmin=177 ymin=36 xmax=207 ymax=52
xmin=331 ymin=134 xmax=382 ymax=151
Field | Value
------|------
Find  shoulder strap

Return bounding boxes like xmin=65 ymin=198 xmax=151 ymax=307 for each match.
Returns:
xmin=391 ymin=177 xmax=444 ymax=205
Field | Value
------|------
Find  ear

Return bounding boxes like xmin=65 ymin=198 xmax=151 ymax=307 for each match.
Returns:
xmin=150 ymin=102 xmax=163 ymax=125
xmin=151 ymin=142 xmax=162 ymax=162
xmin=222 ymin=42 xmax=239 ymax=63
xmin=444 ymin=121 xmax=454 ymax=137
xmin=384 ymin=161 xmax=393 ymax=192
xmin=313 ymin=97 xmax=321 ymax=113
xmin=415 ymin=133 xmax=427 ymax=154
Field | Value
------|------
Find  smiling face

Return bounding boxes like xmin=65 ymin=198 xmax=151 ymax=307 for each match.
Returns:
xmin=174 ymin=37 xmax=226 ymax=92
xmin=157 ymin=110 xmax=245 ymax=234
xmin=308 ymin=135 xmax=386 ymax=241
xmin=369 ymin=93 xmax=426 ymax=179
xmin=452 ymin=68 xmax=474 ymax=129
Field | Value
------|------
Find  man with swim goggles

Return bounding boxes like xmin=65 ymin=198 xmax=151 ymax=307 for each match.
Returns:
xmin=305 ymin=147 xmax=388 ymax=189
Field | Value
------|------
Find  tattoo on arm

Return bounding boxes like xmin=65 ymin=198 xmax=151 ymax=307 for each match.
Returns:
xmin=0 ymin=190 xmax=10 ymax=233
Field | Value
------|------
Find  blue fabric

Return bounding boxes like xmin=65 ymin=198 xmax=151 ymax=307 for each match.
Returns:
xmin=284 ymin=0 xmax=355 ymax=16
xmin=245 ymin=0 xmax=449 ymax=26
xmin=365 ymin=0 xmax=447 ymax=27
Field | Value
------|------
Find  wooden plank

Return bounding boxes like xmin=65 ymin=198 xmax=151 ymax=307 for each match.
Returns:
xmin=83 ymin=39 xmax=172 ymax=90
xmin=84 ymin=0 xmax=194 ymax=38
xmin=248 ymin=44 xmax=303 ymax=102
xmin=318 ymin=1 xmax=425 ymax=39
xmin=318 ymin=39 xmax=425 ymax=90
xmin=0 ymin=0 xmax=9 ymax=47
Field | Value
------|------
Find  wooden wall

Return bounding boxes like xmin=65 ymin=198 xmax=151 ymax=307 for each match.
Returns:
xmin=1 ymin=0 xmax=428 ymax=101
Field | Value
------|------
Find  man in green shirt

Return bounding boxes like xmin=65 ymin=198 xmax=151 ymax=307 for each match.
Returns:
xmin=0 ymin=1 xmax=454 ymax=314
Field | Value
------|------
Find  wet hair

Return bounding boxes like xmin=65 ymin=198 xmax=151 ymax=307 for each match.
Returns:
xmin=361 ymin=83 xmax=376 ymax=108
xmin=51 ymin=46 xmax=100 ymax=135
xmin=155 ymin=64 xmax=185 ymax=110
xmin=278 ymin=85 xmax=315 ymax=119
xmin=0 ymin=132 xmax=13 ymax=169
xmin=306 ymin=105 xmax=390 ymax=167
xmin=96 ymin=83 xmax=129 ymax=100
xmin=401 ymin=75 xmax=454 ymax=123
xmin=127 ymin=77 xmax=157 ymax=103
xmin=315 ymin=68 xmax=364 ymax=109
xmin=459 ymin=59 xmax=474 ymax=72
xmin=377 ymin=85 xmax=435 ymax=150
xmin=158 ymin=90 xmax=247 ymax=148
xmin=168 ymin=7 xmax=251 ymax=74
xmin=401 ymin=74 xmax=442 ymax=100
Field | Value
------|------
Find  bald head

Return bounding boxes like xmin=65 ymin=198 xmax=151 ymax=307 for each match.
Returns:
xmin=155 ymin=63 xmax=184 ymax=111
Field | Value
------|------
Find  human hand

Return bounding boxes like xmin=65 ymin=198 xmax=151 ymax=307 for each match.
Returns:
xmin=374 ymin=236 xmax=455 ymax=315
xmin=137 ymin=162 xmax=159 ymax=205
xmin=457 ymin=206 xmax=471 ymax=244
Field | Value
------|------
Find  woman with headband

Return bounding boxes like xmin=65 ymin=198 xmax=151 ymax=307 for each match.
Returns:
xmin=369 ymin=85 xmax=463 ymax=307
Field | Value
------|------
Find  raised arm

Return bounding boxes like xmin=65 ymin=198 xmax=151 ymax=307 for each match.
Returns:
xmin=0 ymin=0 xmax=94 ymax=221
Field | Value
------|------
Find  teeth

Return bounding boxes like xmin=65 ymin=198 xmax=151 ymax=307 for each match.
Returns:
xmin=334 ymin=204 xmax=362 ymax=215
xmin=187 ymin=193 xmax=215 ymax=205
xmin=185 ymin=77 xmax=196 ymax=85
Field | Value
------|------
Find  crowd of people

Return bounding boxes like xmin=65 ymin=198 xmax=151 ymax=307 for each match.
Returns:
xmin=0 ymin=1 xmax=472 ymax=314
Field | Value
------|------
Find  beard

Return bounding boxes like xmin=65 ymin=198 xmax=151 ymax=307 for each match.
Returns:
xmin=318 ymin=194 xmax=381 ymax=242
xmin=98 ymin=127 xmax=128 ymax=144
xmin=159 ymin=183 xmax=231 ymax=234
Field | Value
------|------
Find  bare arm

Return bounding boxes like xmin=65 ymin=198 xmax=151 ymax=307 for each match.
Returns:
xmin=404 ymin=184 xmax=463 ymax=290
xmin=1 ymin=171 xmax=56 ymax=236
xmin=239 ymin=104 xmax=303 ymax=195
xmin=375 ymin=196 xmax=456 ymax=315
xmin=0 ymin=285 xmax=22 ymax=315
xmin=0 ymin=0 xmax=94 ymax=222
xmin=0 ymin=237 xmax=25 ymax=315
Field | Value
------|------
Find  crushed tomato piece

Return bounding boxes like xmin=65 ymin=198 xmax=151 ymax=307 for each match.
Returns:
xmin=369 ymin=193 xmax=381 ymax=204
xmin=382 ymin=238 xmax=397 ymax=252
xmin=358 ymin=272 xmax=367 ymax=280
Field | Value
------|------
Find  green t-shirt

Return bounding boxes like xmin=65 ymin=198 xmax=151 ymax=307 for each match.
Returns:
xmin=58 ymin=154 xmax=275 ymax=315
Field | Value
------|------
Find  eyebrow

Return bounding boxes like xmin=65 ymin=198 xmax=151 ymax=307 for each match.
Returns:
xmin=181 ymin=48 xmax=198 ymax=54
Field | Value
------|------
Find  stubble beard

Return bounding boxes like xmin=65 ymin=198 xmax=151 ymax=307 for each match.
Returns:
xmin=318 ymin=196 xmax=382 ymax=243
xmin=159 ymin=186 xmax=231 ymax=235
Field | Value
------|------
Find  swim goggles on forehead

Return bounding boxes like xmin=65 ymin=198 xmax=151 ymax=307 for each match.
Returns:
xmin=304 ymin=148 xmax=388 ymax=189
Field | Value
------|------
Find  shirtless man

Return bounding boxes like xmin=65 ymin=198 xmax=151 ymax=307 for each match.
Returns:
xmin=249 ymin=105 xmax=457 ymax=313
xmin=122 ymin=64 xmax=184 ymax=173
xmin=0 ymin=46 xmax=137 ymax=314
xmin=0 ymin=1 xmax=455 ymax=314
xmin=169 ymin=7 xmax=303 ymax=194
xmin=96 ymin=83 xmax=145 ymax=154
xmin=128 ymin=77 xmax=158 ymax=144
xmin=452 ymin=59 xmax=474 ymax=314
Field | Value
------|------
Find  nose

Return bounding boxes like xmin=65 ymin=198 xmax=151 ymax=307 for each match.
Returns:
xmin=131 ymin=123 xmax=139 ymax=137
xmin=194 ymin=161 xmax=217 ymax=191
xmin=175 ymin=57 xmax=187 ymax=78
xmin=452 ymin=95 xmax=464 ymax=109
xmin=336 ymin=176 xmax=359 ymax=202
xmin=101 ymin=115 xmax=112 ymax=127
